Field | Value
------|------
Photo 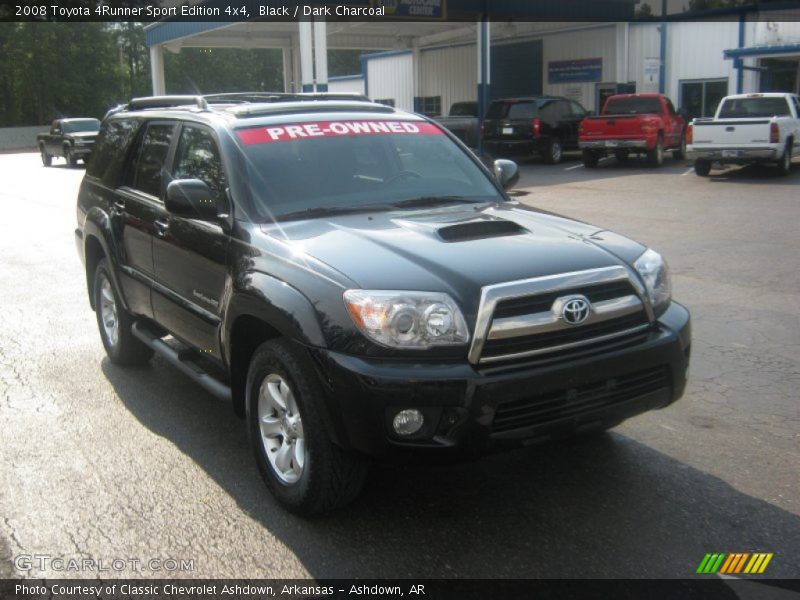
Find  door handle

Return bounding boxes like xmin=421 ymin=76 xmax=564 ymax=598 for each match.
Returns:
xmin=154 ymin=219 xmax=169 ymax=237
xmin=111 ymin=200 xmax=125 ymax=213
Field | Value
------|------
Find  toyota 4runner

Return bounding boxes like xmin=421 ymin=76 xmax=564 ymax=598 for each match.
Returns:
xmin=76 ymin=93 xmax=691 ymax=515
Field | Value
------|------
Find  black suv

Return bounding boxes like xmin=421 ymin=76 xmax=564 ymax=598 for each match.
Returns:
xmin=483 ymin=96 xmax=588 ymax=164
xmin=76 ymin=93 xmax=690 ymax=515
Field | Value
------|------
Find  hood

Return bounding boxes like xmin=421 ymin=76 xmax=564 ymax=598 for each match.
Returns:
xmin=259 ymin=202 xmax=646 ymax=315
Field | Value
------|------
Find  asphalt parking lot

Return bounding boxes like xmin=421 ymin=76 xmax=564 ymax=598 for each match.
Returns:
xmin=0 ymin=150 xmax=798 ymax=581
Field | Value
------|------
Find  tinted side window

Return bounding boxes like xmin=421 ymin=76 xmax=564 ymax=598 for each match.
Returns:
xmin=569 ymin=101 xmax=586 ymax=117
xmin=133 ymin=123 xmax=175 ymax=197
xmin=508 ymin=102 xmax=537 ymax=120
xmin=172 ymin=126 xmax=228 ymax=209
xmin=86 ymin=118 xmax=141 ymax=187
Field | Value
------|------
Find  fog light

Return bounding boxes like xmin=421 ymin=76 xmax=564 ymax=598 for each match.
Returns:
xmin=392 ymin=409 xmax=424 ymax=436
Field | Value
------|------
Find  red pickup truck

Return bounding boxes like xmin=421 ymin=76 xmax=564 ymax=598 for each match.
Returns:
xmin=578 ymin=93 xmax=686 ymax=168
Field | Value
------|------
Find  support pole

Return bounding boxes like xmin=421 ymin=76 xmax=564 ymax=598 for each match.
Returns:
xmin=150 ymin=45 xmax=166 ymax=95
xmin=299 ymin=21 xmax=314 ymax=93
xmin=659 ymin=0 xmax=667 ymax=94
xmin=477 ymin=17 xmax=490 ymax=155
xmin=313 ymin=18 xmax=328 ymax=92
xmin=736 ymin=15 xmax=745 ymax=94
xmin=282 ymin=46 xmax=292 ymax=93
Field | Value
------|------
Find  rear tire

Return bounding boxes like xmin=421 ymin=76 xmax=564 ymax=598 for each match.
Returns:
xmin=582 ymin=149 xmax=600 ymax=168
xmin=543 ymin=137 xmax=563 ymax=164
xmin=246 ymin=339 xmax=367 ymax=515
xmin=40 ymin=145 xmax=51 ymax=167
xmin=647 ymin=134 xmax=664 ymax=167
xmin=672 ymin=131 xmax=687 ymax=160
xmin=777 ymin=141 xmax=792 ymax=176
xmin=93 ymin=259 xmax=153 ymax=366
xmin=694 ymin=159 xmax=712 ymax=177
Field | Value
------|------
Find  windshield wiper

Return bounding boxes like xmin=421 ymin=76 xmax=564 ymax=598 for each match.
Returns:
xmin=272 ymin=203 xmax=395 ymax=222
xmin=389 ymin=196 xmax=487 ymax=209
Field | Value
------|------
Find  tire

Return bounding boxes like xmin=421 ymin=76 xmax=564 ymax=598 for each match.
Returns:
xmin=40 ymin=144 xmax=52 ymax=167
xmin=93 ymin=259 xmax=153 ymax=366
xmin=582 ymin=149 xmax=600 ymax=168
xmin=613 ymin=149 xmax=629 ymax=162
xmin=65 ymin=145 xmax=77 ymax=167
xmin=672 ymin=131 xmax=687 ymax=160
xmin=246 ymin=339 xmax=367 ymax=515
xmin=694 ymin=159 xmax=711 ymax=177
xmin=647 ymin=134 xmax=664 ymax=167
xmin=543 ymin=137 xmax=563 ymax=164
xmin=777 ymin=141 xmax=792 ymax=176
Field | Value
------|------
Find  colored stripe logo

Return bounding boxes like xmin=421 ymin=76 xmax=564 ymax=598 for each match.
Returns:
xmin=696 ymin=553 xmax=773 ymax=574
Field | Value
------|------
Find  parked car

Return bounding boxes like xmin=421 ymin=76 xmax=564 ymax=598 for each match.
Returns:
xmin=433 ymin=101 xmax=479 ymax=148
xmin=579 ymin=93 xmax=686 ymax=167
xmin=37 ymin=118 xmax=101 ymax=167
xmin=686 ymin=92 xmax=800 ymax=176
xmin=482 ymin=96 xmax=588 ymax=164
xmin=76 ymin=93 xmax=690 ymax=515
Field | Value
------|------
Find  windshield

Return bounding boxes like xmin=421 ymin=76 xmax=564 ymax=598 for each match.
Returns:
xmin=236 ymin=119 xmax=504 ymax=222
xmin=604 ymin=97 xmax=662 ymax=115
xmin=717 ymin=97 xmax=791 ymax=119
xmin=62 ymin=119 xmax=101 ymax=133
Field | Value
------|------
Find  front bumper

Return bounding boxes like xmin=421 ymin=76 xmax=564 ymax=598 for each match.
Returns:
xmin=579 ymin=139 xmax=649 ymax=150
xmin=686 ymin=146 xmax=778 ymax=161
xmin=310 ymin=301 xmax=691 ymax=457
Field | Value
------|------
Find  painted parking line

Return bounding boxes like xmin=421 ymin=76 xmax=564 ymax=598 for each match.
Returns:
xmin=563 ymin=156 xmax=613 ymax=171
xmin=682 ymin=167 xmax=695 ymax=176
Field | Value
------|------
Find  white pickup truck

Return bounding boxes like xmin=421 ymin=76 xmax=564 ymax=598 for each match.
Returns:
xmin=686 ymin=92 xmax=800 ymax=176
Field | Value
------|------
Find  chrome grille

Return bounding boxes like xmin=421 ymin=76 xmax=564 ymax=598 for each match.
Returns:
xmin=468 ymin=266 xmax=653 ymax=365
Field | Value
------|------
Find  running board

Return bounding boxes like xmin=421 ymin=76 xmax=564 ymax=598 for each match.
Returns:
xmin=131 ymin=322 xmax=232 ymax=403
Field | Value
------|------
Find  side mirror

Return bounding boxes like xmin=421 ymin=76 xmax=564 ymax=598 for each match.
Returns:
xmin=493 ymin=159 xmax=519 ymax=190
xmin=165 ymin=179 xmax=219 ymax=220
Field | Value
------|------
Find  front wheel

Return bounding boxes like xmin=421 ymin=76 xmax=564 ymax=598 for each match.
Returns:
xmin=647 ymin=135 xmax=664 ymax=167
xmin=246 ymin=339 xmax=367 ymax=515
xmin=93 ymin=259 xmax=153 ymax=366
xmin=672 ymin=132 xmax=687 ymax=160
xmin=542 ymin=137 xmax=563 ymax=164
xmin=694 ymin=159 xmax=711 ymax=177
xmin=65 ymin=145 xmax=77 ymax=167
xmin=40 ymin=145 xmax=52 ymax=167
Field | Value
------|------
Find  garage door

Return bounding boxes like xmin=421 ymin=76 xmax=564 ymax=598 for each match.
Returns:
xmin=491 ymin=40 xmax=543 ymax=99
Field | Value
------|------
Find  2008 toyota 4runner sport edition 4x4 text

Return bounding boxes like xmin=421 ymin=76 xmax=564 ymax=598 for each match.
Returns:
xmin=76 ymin=93 xmax=691 ymax=515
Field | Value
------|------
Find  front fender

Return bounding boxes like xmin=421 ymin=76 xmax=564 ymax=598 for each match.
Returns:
xmin=222 ymin=271 xmax=327 ymax=363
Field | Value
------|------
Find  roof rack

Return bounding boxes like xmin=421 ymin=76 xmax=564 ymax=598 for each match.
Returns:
xmin=128 ymin=95 xmax=208 ymax=111
xmin=203 ymin=92 xmax=371 ymax=103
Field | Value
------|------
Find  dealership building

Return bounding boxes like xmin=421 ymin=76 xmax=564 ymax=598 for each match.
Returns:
xmin=145 ymin=1 xmax=800 ymax=120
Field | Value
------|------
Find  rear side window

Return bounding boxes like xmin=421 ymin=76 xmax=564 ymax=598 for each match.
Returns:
xmin=131 ymin=123 xmax=176 ymax=197
xmin=86 ymin=118 xmax=141 ymax=186
xmin=172 ymin=125 xmax=228 ymax=209
xmin=604 ymin=97 xmax=662 ymax=115
xmin=717 ymin=97 xmax=792 ymax=118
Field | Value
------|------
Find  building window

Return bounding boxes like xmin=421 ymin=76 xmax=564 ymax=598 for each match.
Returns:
xmin=680 ymin=79 xmax=728 ymax=120
xmin=414 ymin=96 xmax=442 ymax=117
xmin=375 ymin=98 xmax=395 ymax=107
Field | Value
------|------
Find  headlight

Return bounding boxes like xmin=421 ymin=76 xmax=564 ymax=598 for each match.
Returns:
xmin=344 ymin=290 xmax=469 ymax=349
xmin=634 ymin=248 xmax=671 ymax=310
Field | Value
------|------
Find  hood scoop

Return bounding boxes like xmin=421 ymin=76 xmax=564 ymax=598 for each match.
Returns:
xmin=437 ymin=218 xmax=527 ymax=243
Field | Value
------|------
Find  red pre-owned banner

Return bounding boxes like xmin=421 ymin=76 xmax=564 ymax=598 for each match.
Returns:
xmin=236 ymin=120 xmax=444 ymax=145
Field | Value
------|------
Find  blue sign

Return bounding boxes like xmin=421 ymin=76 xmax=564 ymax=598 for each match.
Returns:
xmin=548 ymin=58 xmax=603 ymax=84
xmin=374 ymin=0 xmax=446 ymax=19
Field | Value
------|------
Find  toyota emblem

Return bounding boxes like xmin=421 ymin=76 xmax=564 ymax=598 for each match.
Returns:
xmin=560 ymin=296 xmax=591 ymax=325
